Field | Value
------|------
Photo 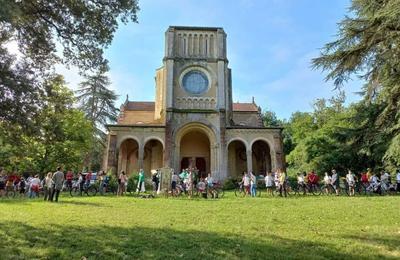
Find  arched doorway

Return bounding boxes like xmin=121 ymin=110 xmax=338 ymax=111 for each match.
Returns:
xmin=252 ymin=140 xmax=272 ymax=175
xmin=227 ymin=140 xmax=247 ymax=179
xmin=143 ymin=139 xmax=164 ymax=176
xmin=179 ymin=130 xmax=210 ymax=178
xmin=119 ymin=138 xmax=139 ymax=176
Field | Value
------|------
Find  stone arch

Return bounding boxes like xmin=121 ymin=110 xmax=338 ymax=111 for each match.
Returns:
xmin=143 ymin=138 xmax=164 ymax=178
xmin=118 ymin=138 xmax=139 ymax=176
xmin=174 ymin=122 xmax=218 ymax=178
xmin=227 ymin=139 xmax=248 ymax=180
xmin=118 ymin=135 xmax=141 ymax=150
xmin=143 ymin=136 xmax=165 ymax=150
xmin=227 ymin=137 xmax=249 ymax=151
xmin=251 ymin=139 xmax=273 ymax=175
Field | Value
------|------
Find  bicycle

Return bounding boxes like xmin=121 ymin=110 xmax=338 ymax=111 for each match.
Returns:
xmin=70 ymin=182 xmax=98 ymax=196
xmin=294 ymin=182 xmax=321 ymax=196
xmin=4 ymin=187 xmax=16 ymax=198
xmin=234 ymin=182 xmax=247 ymax=197
xmin=208 ymin=181 xmax=225 ymax=198
xmin=320 ymin=183 xmax=335 ymax=195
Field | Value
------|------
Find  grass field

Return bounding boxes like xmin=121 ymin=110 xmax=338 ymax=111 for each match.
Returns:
xmin=0 ymin=193 xmax=399 ymax=259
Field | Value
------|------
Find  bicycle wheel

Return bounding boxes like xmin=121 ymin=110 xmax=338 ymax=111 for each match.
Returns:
xmin=71 ymin=187 xmax=81 ymax=197
xmin=87 ymin=186 xmax=97 ymax=196
xmin=311 ymin=185 xmax=322 ymax=196
xmin=6 ymin=190 xmax=16 ymax=198
xmin=234 ymin=188 xmax=243 ymax=197
xmin=286 ymin=185 xmax=295 ymax=196
xmin=297 ymin=185 xmax=306 ymax=196
xmin=358 ymin=184 xmax=367 ymax=195
xmin=218 ymin=188 xmax=225 ymax=198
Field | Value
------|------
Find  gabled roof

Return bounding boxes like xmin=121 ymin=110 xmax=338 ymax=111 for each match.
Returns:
xmin=124 ymin=101 xmax=155 ymax=111
xmin=232 ymin=103 xmax=259 ymax=112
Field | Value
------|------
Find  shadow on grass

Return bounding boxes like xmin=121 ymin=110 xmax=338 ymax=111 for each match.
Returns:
xmin=343 ymin=234 xmax=400 ymax=253
xmin=0 ymin=221 xmax=397 ymax=260
xmin=0 ymin=198 xmax=104 ymax=207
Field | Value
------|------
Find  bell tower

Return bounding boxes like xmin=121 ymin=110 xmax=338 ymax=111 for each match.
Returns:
xmin=155 ymin=26 xmax=233 ymax=121
xmin=155 ymin=26 xmax=232 ymax=177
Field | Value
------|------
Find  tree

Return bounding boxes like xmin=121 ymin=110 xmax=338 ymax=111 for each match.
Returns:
xmin=75 ymin=70 xmax=119 ymax=171
xmin=0 ymin=0 xmax=139 ymax=130
xmin=262 ymin=110 xmax=281 ymax=127
xmin=0 ymin=76 xmax=93 ymax=174
xmin=312 ymin=0 xmax=400 ymax=169
xmin=76 ymin=71 xmax=119 ymax=138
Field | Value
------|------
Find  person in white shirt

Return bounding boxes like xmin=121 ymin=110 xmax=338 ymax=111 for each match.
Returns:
xmin=323 ymin=172 xmax=331 ymax=185
xmin=323 ymin=172 xmax=332 ymax=194
xmin=197 ymin=178 xmax=207 ymax=198
xmin=297 ymin=172 xmax=306 ymax=194
xmin=242 ymin=172 xmax=250 ymax=195
xmin=265 ymin=172 xmax=274 ymax=196
xmin=274 ymin=171 xmax=281 ymax=192
xmin=368 ymin=173 xmax=380 ymax=193
xmin=29 ymin=175 xmax=41 ymax=198
xmin=43 ymin=172 xmax=53 ymax=201
xmin=331 ymin=169 xmax=340 ymax=196
xmin=346 ymin=170 xmax=355 ymax=196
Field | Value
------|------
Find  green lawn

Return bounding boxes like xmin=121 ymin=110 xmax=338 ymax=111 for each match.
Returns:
xmin=0 ymin=193 xmax=399 ymax=259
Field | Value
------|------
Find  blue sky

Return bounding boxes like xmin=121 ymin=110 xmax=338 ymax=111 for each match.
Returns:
xmin=59 ymin=0 xmax=362 ymax=120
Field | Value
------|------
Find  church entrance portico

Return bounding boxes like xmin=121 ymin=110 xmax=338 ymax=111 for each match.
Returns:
xmin=174 ymin=123 xmax=218 ymax=178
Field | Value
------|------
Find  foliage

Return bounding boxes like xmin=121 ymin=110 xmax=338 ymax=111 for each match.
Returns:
xmin=312 ymin=0 xmax=400 ymax=169
xmin=0 ymin=76 xmax=93 ymax=174
xmin=75 ymin=70 xmax=119 ymax=171
xmin=76 ymin=70 xmax=119 ymax=137
xmin=0 ymin=195 xmax=399 ymax=259
xmin=0 ymin=0 xmax=138 ymax=131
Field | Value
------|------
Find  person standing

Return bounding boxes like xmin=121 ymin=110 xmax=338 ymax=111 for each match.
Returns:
xmin=29 ymin=175 xmax=41 ymax=198
xmin=278 ymin=169 xmax=287 ymax=197
xmin=51 ymin=166 xmax=64 ymax=202
xmin=118 ymin=171 xmax=127 ymax=196
xmin=331 ymin=169 xmax=340 ymax=196
xmin=43 ymin=172 xmax=53 ymax=201
xmin=151 ymin=170 xmax=159 ymax=196
xmin=85 ymin=172 xmax=92 ymax=188
xmin=137 ymin=169 xmax=145 ymax=194
xmin=249 ymin=171 xmax=257 ymax=197
xmin=346 ymin=170 xmax=355 ymax=196
xmin=65 ymin=171 xmax=73 ymax=191
xmin=243 ymin=172 xmax=250 ymax=195
xmin=265 ymin=172 xmax=274 ymax=196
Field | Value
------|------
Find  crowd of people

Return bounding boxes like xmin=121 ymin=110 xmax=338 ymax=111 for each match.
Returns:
xmin=1 ymin=166 xmax=400 ymax=200
xmin=0 ymin=167 xmax=65 ymax=202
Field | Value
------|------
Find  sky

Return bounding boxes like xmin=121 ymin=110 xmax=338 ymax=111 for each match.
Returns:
xmin=58 ymin=0 xmax=363 ymax=120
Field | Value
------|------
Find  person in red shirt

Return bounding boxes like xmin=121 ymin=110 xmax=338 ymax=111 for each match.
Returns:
xmin=85 ymin=172 xmax=92 ymax=187
xmin=307 ymin=170 xmax=319 ymax=185
xmin=65 ymin=171 xmax=73 ymax=189
xmin=360 ymin=171 xmax=369 ymax=184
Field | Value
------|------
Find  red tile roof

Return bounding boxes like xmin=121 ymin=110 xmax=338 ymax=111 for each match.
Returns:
xmin=232 ymin=103 xmax=259 ymax=112
xmin=124 ymin=101 xmax=155 ymax=111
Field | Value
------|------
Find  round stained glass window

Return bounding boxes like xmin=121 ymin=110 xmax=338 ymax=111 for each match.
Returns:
xmin=182 ymin=70 xmax=209 ymax=95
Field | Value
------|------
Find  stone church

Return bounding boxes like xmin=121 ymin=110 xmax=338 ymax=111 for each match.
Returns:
xmin=104 ymin=26 xmax=284 ymax=180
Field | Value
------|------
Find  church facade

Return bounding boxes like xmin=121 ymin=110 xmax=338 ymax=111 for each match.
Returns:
xmin=104 ymin=26 xmax=285 ymax=180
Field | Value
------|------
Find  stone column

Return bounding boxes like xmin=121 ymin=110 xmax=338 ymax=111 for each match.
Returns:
xmin=106 ymin=133 xmax=118 ymax=175
xmin=138 ymin=143 xmax=144 ymax=169
xmin=246 ymin=149 xmax=253 ymax=173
